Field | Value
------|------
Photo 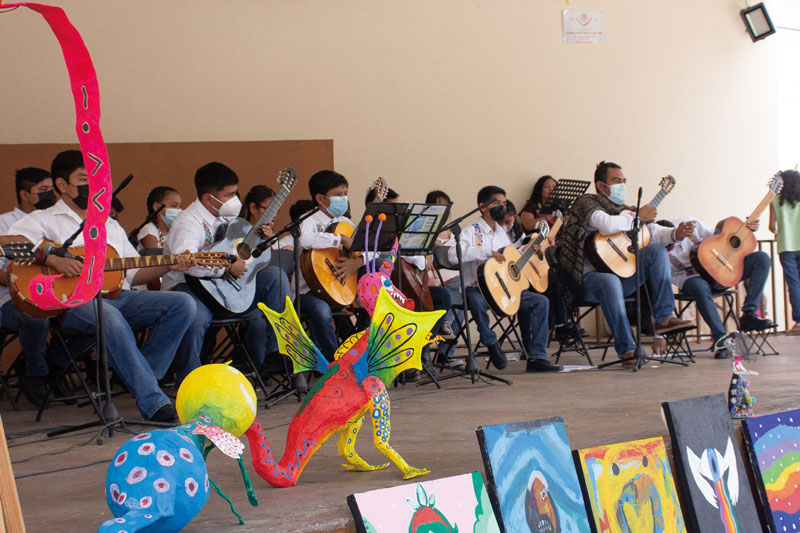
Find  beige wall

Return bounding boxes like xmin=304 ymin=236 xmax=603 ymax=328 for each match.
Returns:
xmin=0 ymin=0 xmax=779 ymax=227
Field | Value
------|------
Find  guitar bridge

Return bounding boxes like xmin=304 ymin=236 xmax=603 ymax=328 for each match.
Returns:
xmin=325 ymin=258 xmax=346 ymax=286
xmin=711 ymin=248 xmax=734 ymax=271
xmin=494 ymin=272 xmax=511 ymax=299
xmin=606 ymin=238 xmax=629 ymax=262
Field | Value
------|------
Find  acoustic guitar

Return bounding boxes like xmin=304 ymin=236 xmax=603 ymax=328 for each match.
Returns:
xmin=477 ymin=220 xmax=549 ymax=316
xmin=391 ymin=257 xmax=436 ymax=311
xmin=0 ymin=242 xmax=34 ymax=261
xmin=690 ymin=175 xmax=784 ymax=288
xmin=300 ymin=177 xmax=388 ymax=307
xmin=522 ymin=211 xmax=563 ymax=293
xmin=584 ymin=175 xmax=676 ymax=278
xmin=9 ymin=243 xmax=230 ymax=318
xmin=186 ymin=168 xmax=296 ymax=315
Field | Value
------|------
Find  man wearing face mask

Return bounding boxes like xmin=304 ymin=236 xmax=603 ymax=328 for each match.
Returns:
xmin=163 ymin=162 xmax=290 ymax=373
xmin=296 ymin=169 xmax=365 ymax=361
xmin=557 ymin=161 xmax=694 ymax=366
xmin=449 ymin=185 xmax=558 ymax=373
xmin=0 ymin=167 xmax=59 ymax=405
xmin=6 ymin=151 xmax=198 ymax=421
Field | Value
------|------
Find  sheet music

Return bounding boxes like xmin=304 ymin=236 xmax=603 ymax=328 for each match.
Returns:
xmin=399 ymin=204 xmax=449 ymax=250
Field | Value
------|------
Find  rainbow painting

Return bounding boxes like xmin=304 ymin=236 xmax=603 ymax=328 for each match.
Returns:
xmin=742 ymin=408 xmax=800 ymax=533
xmin=575 ymin=437 xmax=686 ymax=533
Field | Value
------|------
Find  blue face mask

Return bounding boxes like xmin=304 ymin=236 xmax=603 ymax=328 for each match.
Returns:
xmin=606 ymin=183 xmax=627 ymax=205
xmin=160 ymin=207 xmax=182 ymax=228
xmin=326 ymin=195 xmax=349 ymax=217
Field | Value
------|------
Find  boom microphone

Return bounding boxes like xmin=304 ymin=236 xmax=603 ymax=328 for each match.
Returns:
xmin=41 ymin=242 xmax=84 ymax=262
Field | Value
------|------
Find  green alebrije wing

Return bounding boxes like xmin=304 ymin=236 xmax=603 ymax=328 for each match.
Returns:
xmin=258 ymin=297 xmax=329 ymax=374
xmin=361 ymin=288 xmax=444 ymax=387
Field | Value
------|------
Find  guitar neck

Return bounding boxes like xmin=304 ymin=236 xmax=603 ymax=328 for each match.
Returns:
xmin=747 ymin=190 xmax=777 ymax=225
xmin=516 ymin=232 xmax=547 ymax=266
xmin=104 ymin=254 xmax=183 ymax=272
xmin=647 ymin=187 xmax=670 ymax=209
xmin=243 ymin=183 xmax=292 ymax=244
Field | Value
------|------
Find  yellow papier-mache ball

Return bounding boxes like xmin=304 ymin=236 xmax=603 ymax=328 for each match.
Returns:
xmin=176 ymin=362 xmax=257 ymax=437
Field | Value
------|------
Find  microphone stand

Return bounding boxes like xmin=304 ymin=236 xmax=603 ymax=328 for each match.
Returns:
xmin=127 ymin=205 xmax=164 ymax=247
xmin=421 ymin=201 xmax=512 ymax=386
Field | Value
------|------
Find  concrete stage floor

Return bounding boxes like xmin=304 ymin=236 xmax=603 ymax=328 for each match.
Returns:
xmin=5 ymin=335 xmax=799 ymax=532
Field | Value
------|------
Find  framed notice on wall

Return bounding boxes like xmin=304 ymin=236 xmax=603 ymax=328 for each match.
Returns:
xmin=563 ymin=10 xmax=604 ymax=44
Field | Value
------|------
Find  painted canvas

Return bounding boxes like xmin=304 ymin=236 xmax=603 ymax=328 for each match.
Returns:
xmin=348 ymin=471 xmax=500 ymax=533
xmin=575 ymin=437 xmax=686 ymax=533
xmin=476 ymin=417 xmax=591 ymax=533
xmin=662 ymin=394 xmax=761 ymax=533
xmin=741 ymin=408 xmax=800 ymax=533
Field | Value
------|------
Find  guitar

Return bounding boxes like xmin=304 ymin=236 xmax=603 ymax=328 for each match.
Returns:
xmin=477 ymin=220 xmax=550 ymax=316
xmin=9 ymin=244 xmax=230 ymax=318
xmin=690 ymin=175 xmax=784 ymax=288
xmin=584 ymin=175 xmax=676 ymax=278
xmin=187 ymin=168 xmax=297 ymax=315
xmin=300 ymin=177 xmax=388 ymax=307
xmin=0 ymin=242 xmax=35 ymax=260
xmin=391 ymin=257 xmax=436 ymax=311
xmin=522 ymin=211 xmax=563 ymax=293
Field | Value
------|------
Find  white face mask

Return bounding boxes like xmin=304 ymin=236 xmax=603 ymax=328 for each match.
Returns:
xmin=212 ymin=194 xmax=242 ymax=219
xmin=500 ymin=224 xmax=513 ymax=235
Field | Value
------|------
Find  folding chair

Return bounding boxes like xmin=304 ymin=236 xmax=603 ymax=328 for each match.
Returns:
xmin=674 ymin=288 xmax=739 ymax=345
xmin=741 ymin=323 xmax=779 ymax=356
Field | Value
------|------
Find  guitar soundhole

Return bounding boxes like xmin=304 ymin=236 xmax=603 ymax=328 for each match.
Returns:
xmin=728 ymin=235 xmax=741 ymax=249
xmin=509 ymin=263 xmax=520 ymax=280
xmin=236 ymin=242 xmax=252 ymax=260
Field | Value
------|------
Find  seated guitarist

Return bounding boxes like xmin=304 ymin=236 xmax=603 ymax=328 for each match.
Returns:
xmin=451 ymin=185 xmax=559 ymax=373
xmin=657 ymin=218 xmax=772 ymax=358
xmin=296 ymin=170 xmax=364 ymax=361
xmin=7 ymin=150 xmax=197 ymax=422
xmin=162 ymin=162 xmax=290 ymax=371
xmin=557 ymin=161 xmax=693 ymax=366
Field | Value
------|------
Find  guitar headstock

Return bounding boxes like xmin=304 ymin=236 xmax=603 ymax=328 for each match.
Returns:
xmin=0 ymin=242 xmax=34 ymax=260
xmin=536 ymin=219 xmax=550 ymax=239
xmin=371 ymin=177 xmax=389 ymax=202
xmin=659 ymin=175 xmax=676 ymax=193
xmin=277 ymin=167 xmax=297 ymax=190
xmin=553 ymin=210 xmax=564 ymax=224
xmin=769 ymin=173 xmax=785 ymax=195
xmin=193 ymin=251 xmax=234 ymax=268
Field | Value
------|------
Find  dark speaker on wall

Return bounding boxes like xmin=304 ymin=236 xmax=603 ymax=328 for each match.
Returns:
xmin=741 ymin=2 xmax=776 ymax=42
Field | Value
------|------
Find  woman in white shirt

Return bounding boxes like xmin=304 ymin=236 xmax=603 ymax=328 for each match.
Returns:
xmin=138 ymin=186 xmax=182 ymax=250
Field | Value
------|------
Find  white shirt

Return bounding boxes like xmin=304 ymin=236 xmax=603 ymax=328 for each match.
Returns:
xmin=297 ymin=209 xmax=355 ymax=295
xmin=582 ymin=209 xmax=675 ymax=273
xmin=0 ymin=208 xmax=26 ymax=306
xmin=136 ymin=222 xmax=164 ymax=250
xmin=450 ymin=216 xmax=511 ymax=287
xmin=162 ymin=199 xmax=227 ymax=291
xmin=7 ymin=199 xmax=140 ymax=290
xmin=667 ymin=217 xmax=715 ymax=290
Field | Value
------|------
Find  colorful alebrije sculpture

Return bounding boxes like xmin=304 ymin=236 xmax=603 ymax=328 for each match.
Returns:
xmin=99 ymin=363 xmax=259 ymax=532
xmin=718 ymin=332 xmax=758 ymax=419
xmin=248 ymin=223 xmax=445 ymax=487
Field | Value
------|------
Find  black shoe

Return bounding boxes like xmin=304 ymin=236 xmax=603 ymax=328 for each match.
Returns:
xmin=149 ymin=403 xmax=178 ymax=424
xmin=435 ymin=349 xmax=456 ymax=366
xmin=52 ymin=376 xmax=76 ymax=405
xmin=714 ymin=347 xmax=732 ymax=359
xmin=486 ymin=344 xmax=508 ymax=370
xmin=21 ymin=375 xmax=48 ymax=407
xmin=739 ymin=312 xmax=774 ymax=332
xmin=526 ymin=358 xmax=563 ymax=372
xmin=401 ymin=369 xmax=420 ymax=383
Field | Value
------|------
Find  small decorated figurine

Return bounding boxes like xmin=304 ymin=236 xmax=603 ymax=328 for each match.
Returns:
xmin=99 ymin=363 xmax=259 ymax=532
xmin=246 ymin=230 xmax=445 ymax=487
xmin=717 ymin=332 xmax=757 ymax=419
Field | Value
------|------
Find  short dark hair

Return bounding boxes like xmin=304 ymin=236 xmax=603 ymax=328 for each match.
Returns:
xmin=194 ymin=162 xmax=238 ymax=198
xmin=477 ymin=185 xmax=506 ymax=206
xmin=308 ymin=170 xmax=348 ymax=206
xmin=50 ymin=150 xmax=85 ymax=192
xmin=365 ymin=187 xmax=399 ymax=206
xmin=289 ymin=199 xmax=316 ymax=222
xmin=594 ymin=161 xmax=621 ymax=184
xmin=505 ymin=199 xmax=517 ymax=216
xmin=146 ymin=186 xmax=179 ymax=215
xmin=240 ymin=185 xmax=276 ymax=220
xmin=778 ymin=169 xmax=800 ymax=207
xmin=655 ymin=219 xmax=675 ymax=228
xmin=15 ymin=167 xmax=51 ymax=204
xmin=425 ymin=190 xmax=451 ymax=204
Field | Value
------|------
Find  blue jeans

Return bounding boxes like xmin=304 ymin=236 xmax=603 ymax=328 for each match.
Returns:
xmin=298 ymin=292 xmax=339 ymax=361
xmin=682 ymin=250 xmax=772 ymax=342
xmin=583 ymin=243 xmax=674 ymax=357
xmin=461 ymin=285 xmax=550 ymax=360
xmin=174 ymin=266 xmax=289 ymax=370
xmin=0 ymin=301 xmax=50 ymax=378
xmin=780 ymin=251 xmax=800 ymax=323
xmin=59 ymin=290 xmax=197 ymax=418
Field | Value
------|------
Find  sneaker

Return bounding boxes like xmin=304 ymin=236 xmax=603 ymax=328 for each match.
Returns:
xmin=714 ymin=347 xmax=732 ymax=359
xmin=486 ymin=344 xmax=508 ymax=370
xmin=525 ymin=358 xmax=563 ymax=372
xmin=654 ymin=317 xmax=693 ymax=333
xmin=149 ymin=403 xmax=178 ymax=424
xmin=787 ymin=323 xmax=800 ymax=336
xmin=739 ymin=312 xmax=774 ymax=332
xmin=439 ymin=322 xmax=455 ymax=339
xmin=401 ymin=369 xmax=421 ymax=383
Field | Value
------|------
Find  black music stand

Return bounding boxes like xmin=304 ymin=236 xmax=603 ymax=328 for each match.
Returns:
xmin=540 ymin=179 xmax=590 ymax=216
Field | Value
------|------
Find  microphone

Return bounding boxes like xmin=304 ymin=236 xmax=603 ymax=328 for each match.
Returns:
xmin=41 ymin=242 xmax=84 ymax=262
